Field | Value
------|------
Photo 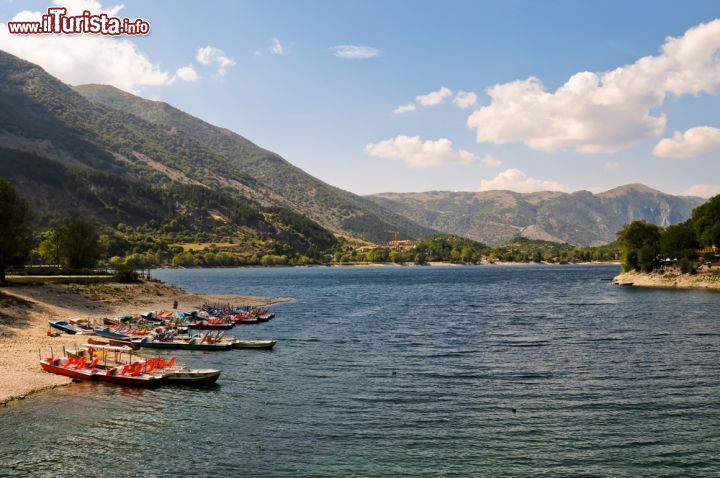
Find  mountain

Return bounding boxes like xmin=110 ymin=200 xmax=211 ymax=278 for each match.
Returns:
xmin=73 ymin=84 xmax=432 ymax=242
xmin=368 ymin=185 xmax=705 ymax=246
xmin=0 ymin=50 xmax=703 ymax=251
xmin=0 ymin=50 xmax=348 ymax=254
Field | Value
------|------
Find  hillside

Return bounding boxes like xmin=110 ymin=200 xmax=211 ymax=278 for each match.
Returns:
xmin=73 ymin=84 xmax=432 ymax=242
xmin=0 ymin=50 xmax=704 ymax=251
xmin=0 ymin=50 xmax=341 ymax=254
xmin=368 ymin=185 xmax=705 ymax=246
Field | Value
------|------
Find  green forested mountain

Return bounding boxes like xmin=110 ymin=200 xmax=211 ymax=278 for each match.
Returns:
xmin=73 ymin=83 xmax=432 ymax=242
xmin=0 ymin=50 xmax=341 ymax=255
xmin=368 ymin=185 xmax=704 ymax=246
xmin=0 ymin=50 xmax=706 ymax=255
xmin=0 ymin=50 xmax=427 ymax=256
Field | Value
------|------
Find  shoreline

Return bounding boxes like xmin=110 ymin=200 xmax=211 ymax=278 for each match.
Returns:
xmin=613 ymin=270 xmax=720 ymax=290
xmin=149 ymin=260 xmax=621 ymax=270
xmin=0 ymin=281 xmax=287 ymax=406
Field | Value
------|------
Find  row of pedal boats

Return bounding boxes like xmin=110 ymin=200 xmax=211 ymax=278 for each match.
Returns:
xmin=48 ymin=307 xmax=278 ymax=350
xmin=40 ymin=304 xmax=280 ymax=388
xmin=47 ymin=324 xmax=277 ymax=350
xmin=40 ymin=343 xmax=221 ymax=386
xmin=97 ymin=334 xmax=275 ymax=350
xmin=49 ymin=309 xmax=275 ymax=337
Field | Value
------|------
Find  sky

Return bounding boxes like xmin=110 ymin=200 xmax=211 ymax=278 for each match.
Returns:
xmin=1 ymin=0 xmax=720 ymax=197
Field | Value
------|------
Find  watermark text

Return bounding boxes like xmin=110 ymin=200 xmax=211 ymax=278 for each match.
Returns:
xmin=7 ymin=7 xmax=150 ymax=35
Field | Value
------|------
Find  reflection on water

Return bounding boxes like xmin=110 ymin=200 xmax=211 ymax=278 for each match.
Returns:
xmin=1 ymin=265 xmax=719 ymax=477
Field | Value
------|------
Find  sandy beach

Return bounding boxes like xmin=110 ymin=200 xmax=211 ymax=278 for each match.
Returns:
xmin=0 ymin=281 xmax=287 ymax=405
xmin=613 ymin=270 xmax=720 ymax=290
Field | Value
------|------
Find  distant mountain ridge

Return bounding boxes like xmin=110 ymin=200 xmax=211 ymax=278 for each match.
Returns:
xmin=0 ymin=50 xmax=704 ymax=249
xmin=368 ymin=185 xmax=705 ymax=246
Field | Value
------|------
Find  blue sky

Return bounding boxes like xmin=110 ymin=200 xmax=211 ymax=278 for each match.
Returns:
xmin=2 ymin=0 xmax=720 ymax=196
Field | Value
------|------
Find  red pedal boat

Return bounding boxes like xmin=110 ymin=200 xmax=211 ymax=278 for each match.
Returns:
xmin=40 ymin=357 xmax=162 ymax=387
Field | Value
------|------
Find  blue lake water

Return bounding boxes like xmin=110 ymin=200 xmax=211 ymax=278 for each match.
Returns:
xmin=1 ymin=265 xmax=720 ymax=477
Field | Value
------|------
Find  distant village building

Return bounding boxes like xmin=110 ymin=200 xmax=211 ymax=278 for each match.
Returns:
xmin=355 ymin=240 xmax=415 ymax=253
xmin=696 ymin=245 xmax=718 ymax=254
xmin=386 ymin=240 xmax=415 ymax=251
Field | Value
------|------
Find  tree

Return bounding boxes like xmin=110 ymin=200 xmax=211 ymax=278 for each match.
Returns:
xmin=617 ymin=221 xmax=661 ymax=250
xmin=367 ymin=248 xmax=389 ymax=263
xmin=109 ymin=256 xmax=139 ymax=282
xmin=57 ymin=218 xmax=103 ymax=269
xmin=617 ymin=221 xmax=661 ymax=272
xmin=638 ymin=244 xmax=658 ymax=273
xmin=37 ymin=229 xmax=61 ymax=267
xmin=0 ymin=179 xmax=33 ymax=284
xmin=689 ymin=194 xmax=720 ymax=247
xmin=659 ymin=223 xmax=697 ymax=260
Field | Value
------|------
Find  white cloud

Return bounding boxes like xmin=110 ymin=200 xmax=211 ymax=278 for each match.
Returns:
xmin=331 ymin=45 xmax=381 ymax=59
xmin=393 ymin=86 xmax=455 ymax=113
xmin=416 ymin=86 xmax=453 ymax=107
xmin=196 ymin=46 xmax=236 ymax=75
xmin=174 ymin=65 xmax=199 ymax=82
xmin=393 ymin=103 xmax=416 ymax=114
xmin=454 ymin=90 xmax=477 ymax=109
xmin=479 ymin=169 xmax=568 ymax=193
xmin=684 ymin=183 xmax=720 ymax=198
xmin=468 ymin=19 xmax=720 ymax=153
xmin=481 ymin=154 xmax=501 ymax=167
xmin=0 ymin=0 xmax=173 ymax=93
xmin=270 ymin=38 xmax=285 ymax=55
xmin=604 ymin=161 xmax=620 ymax=171
xmin=365 ymin=135 xmax=476 ymax=168
xmin=653 ymin=126 xmax=720 ymax=158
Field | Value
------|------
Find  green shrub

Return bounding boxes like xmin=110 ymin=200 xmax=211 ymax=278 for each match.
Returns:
xmin=679 ymin=257 xmax=695 ymax=274
xmin=112 ymin=261 xmax=139 ymax=282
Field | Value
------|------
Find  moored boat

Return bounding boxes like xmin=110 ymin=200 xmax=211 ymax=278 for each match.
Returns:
xmin=49 ymin=320 xmax=94 ymax=335
xmin=68 ymin=317 xmax=98 ymax=328
xmin=162 ymin=368 xmax=221 ymax=384
xmin=231 ymin=339 xmax=276 ymax=350
xmin=40 ymin=357 xmax=96 ymax=380
xmin=94 ymin=326 xmax=148 ymax=339
xmin=41 ymin=350 xmax=220 ymax=388
xmin=88 ymin=337 xmax=140 ymax=350
xmin=188 ymin=321 xmax=234 ymax=331
xmin=94 ymin=366 xmax=163 ymax=387
xmin=94 ymin=327 xmax=131 ymax=339
xmin=131 ymin=337 xmax=181 ymax=350
xmin=178 ymin=341 xmax=233 ymax=351
xmin=40 ymin=356 xmax=161 ymax=387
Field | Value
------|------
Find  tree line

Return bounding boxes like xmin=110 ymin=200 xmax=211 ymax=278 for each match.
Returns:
xmin=617 ymin=194 xmax=720 ymax=273
xmin=10 ymin=176 xmax=718 ymax=283
xmin=0 ymin=177 xmax=108 ymax=282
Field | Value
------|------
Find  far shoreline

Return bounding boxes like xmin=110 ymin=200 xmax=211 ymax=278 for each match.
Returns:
xmin=147 ymin=261 xmax=622 ymax=271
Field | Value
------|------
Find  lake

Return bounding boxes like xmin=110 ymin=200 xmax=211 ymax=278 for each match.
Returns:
xmin=1 ymin=265 xmax=719 ymax=477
